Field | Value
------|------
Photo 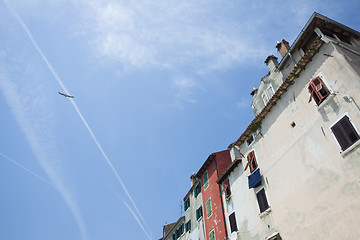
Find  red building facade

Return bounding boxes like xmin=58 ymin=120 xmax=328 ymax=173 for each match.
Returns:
xmin=196 ymin=150 xmax=232 ymax=240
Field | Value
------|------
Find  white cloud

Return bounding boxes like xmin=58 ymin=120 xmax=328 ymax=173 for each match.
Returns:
xmin=76 ymin=0 xmax=267 ymax=71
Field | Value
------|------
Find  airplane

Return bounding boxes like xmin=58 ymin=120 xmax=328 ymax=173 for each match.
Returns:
xmin=58 ymin=92 xmax=74 ymax=98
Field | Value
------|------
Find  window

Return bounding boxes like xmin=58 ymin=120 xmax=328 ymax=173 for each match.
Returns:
xmin=331 ymin=115 xmax=360 ymax=151
xmin=175 ymin=223 xmax=184 ymax=238
xmin=203 ymin=171 xmax=209 ymax=190
xmin=229 ymin=212 xmax=238 ymax=233
xmin=196 ymin=206 xmax=203 ymax=220
xmin=185 ymin=220 xmax=191 ymax=232
xmin=308 ymin=77 xmax=330 ymax=106
xmin=194 ymin=183 xmax=201 ymax=197
xmin=245 ymin=151 xmax=258 ymax=173
xmin=223 ymin=179 xmax=231 ymax=197
xmin=184 ymin=198 xmax=190 ymax=211
xmin=256 ymin=188 xmax=269 ymax=213
xmin=209 ymin=229 xmax=215 ymax=240
xmin=262 ymin=84 xmax=275 ymax=105
xmin=206 ymin=198 xmax=212 ymax=218
xmin=268 ymin=233 xmax=282 ymax=240
xmin=246 ymin=133 xmax=255 ymax=147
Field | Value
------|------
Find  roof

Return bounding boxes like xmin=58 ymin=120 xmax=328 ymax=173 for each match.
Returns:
xmin=162 ymin=216 xmax=185 ymax=239
xmin=163 ymin=222 xmax=176 ymax=238
xmin=228 ymin=12 xmax=360 ymax=148
xmin=183 ymin=178 xmax=199 ymax=201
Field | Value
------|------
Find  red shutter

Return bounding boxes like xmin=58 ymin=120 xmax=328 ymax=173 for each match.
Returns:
xmin=245 ymin=151 xmax=257 ymax=173
xmin=308 ymin=77 xmax=330 ymax=105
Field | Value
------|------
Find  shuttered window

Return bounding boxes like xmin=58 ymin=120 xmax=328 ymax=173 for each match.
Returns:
xmin=203 ymin=171 xmax=209 ymax=190
xmin=194 ymin=183 xmax=201 ymax=197
xmin=256 ymin=188 xmax=269 ymax=213
xmin=245 ymin=151 xmax=258 ymax=173
xmin=209 ymin=230 xmax=215 ymax=240
xmin=331 ymin=115 xmax=360 ymax=151
xmin=206 ymin=198 xmax=212 ymax=217
xmin=196 ymin=206 xmax=203 ymax=220
xmin=185 ymin=220 xmax=191 ymax=232
xmin=308 ymin=77 xmax=330 ymax=105
xmin=223 ymin=179 xmax=231 ymax=197
xmin=229 ymin=212 xmax=238 ymax=233
xmin=184 ymin=198 xmax=190 ymax=211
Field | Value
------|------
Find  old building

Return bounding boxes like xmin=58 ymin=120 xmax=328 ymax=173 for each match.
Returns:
xmin=182 ymin=174 xmax=206 ymax=240
xmin=196 ymin=150 xmax=232 ymax=240
xmin=220 ymin=12 xmax=360 ymax=240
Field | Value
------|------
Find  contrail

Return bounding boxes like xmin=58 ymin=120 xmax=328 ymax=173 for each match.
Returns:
xmin=3 ymin=1 xmax=152 ymax=238
xmin=0 ymin=152 xmax=53 ymax=187
xmin=112 ymin=188 xmax=152 ymax=240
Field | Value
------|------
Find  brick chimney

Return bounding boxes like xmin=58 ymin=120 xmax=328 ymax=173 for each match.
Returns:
xmin=276 ymin=39 xmax=290 ymax=58
xmin=190 ymin=173 xmax=197 ymax=187
xmin=264 ymin=55 xmax=278 ymax=72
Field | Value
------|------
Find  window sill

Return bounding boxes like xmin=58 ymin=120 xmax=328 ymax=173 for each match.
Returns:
xmin=197 ymin=216 xmax=203 ymax=222
xmin=317 ymin=93 xmax=336 ymax=110
xmin=259 ymin=207 xmax=271 ymax=218
xmin=341 ymin=139 xmax=360 ymax=157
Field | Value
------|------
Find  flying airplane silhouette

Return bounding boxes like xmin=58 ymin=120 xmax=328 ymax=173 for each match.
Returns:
xmin=58 ymin=92 xmax=74 ymax=98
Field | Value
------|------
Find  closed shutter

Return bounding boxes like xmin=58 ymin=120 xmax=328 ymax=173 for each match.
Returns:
xmin=209 ymin=230 xmax=215 ymax=240
xmin=256 ymin=188 xmax=269 ymax=213
xmin=331 ymin=115 xmax=360 ymax=151
xmin=206 ymin=198 xmax=212 ymax=217
xmin=229 ymin=212 xmax=238 ymax=232
xmin=203 ymin=172 xmax=209 ymax=189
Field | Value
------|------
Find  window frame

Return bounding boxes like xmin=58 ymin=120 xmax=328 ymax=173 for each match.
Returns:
xmin=245 ymin=150 xmax=258 ymax=173
xmin=184 ymin=197 xmax=190 ymax=211
xmin=223 ymin=178 xmax=231 ymax=197
xmin=196 ymin=206 xmax=203 ymax=220
xmin=256 ymin=188 xmax=270 ymax=214
xmin=330 ymin=114 xmax=360 ymax=152
xmin=209 ymin=229 xmax=215 ymax=240
xmin=194 ymin=183 xmax=201 ymax=197
xmin=203 ymin=171 xmax=209 ymax=190
xmin=185 ymin=220 xmax=191 ymax=232
xmin=308 ymin=76 xmax=331 ymax=106
xmin=246 ymin=133 xmax=255 ymax=147
xmin=228 ymin=212 xmax=238 ymax=233
xmin=206 ymin=197 xmax=212 ymax=218
xmin=262 ymin=84 xmax=275 ymax=106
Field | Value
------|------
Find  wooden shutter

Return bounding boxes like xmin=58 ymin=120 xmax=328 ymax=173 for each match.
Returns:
xmin=256 ymin=188 xmax=269 ymax=213
xmin=206 ymin=198 xmax=212 ymax=217
xmin=229 ymin=212 xmax=238 ymax=232
xmin=203 ymin=172 xmax=209 ymax=189
xmin=331 ymin=115 xmax=360 ymax=151
xmin=308 ymin=77 xmax=330 ymax=105
xmin=245 ymin=151 xmax=257 ymax=173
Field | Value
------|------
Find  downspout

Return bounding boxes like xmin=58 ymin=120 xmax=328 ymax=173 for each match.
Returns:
xmin=214 ymin=157 xmax=229 ymax=240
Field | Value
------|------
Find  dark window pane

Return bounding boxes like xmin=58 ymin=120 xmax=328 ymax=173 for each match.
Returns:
xmin=229 ymin=212 xmax=238 ymax=232
xmin=256 ymin=188 xmax=269 ymax=213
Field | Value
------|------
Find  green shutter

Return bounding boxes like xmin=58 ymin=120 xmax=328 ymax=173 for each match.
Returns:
xmin=209 ymin=230 xmax=215 ymax=240
xmin=203 ymin=172 xmax=209 ymax=189
xmin=206 ymin=198 xmax=212 ymax=217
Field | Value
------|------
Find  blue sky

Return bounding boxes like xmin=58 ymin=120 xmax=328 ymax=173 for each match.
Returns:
xmin=0 ymin=0 xmax=359 ymax=239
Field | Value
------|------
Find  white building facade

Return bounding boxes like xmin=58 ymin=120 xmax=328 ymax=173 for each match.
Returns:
xmin=220 ymin=13 xmax=360 ymax=240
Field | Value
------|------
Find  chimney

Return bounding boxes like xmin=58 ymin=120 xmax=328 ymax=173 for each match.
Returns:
xmin=264 ymin=55 xmax=279 ymax=72
xmin=276 ymin=39 xmax=290 ymax=58
xmin=190 ymin=173 xmax=197 ymax=187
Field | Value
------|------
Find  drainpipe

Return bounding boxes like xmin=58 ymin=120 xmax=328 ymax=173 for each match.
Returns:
xmin=214 ymin=157 xmax=229 ymax=240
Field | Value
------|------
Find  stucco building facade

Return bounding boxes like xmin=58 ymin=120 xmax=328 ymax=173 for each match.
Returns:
xmin=221 ymin=12 xmax=360 ymax=240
